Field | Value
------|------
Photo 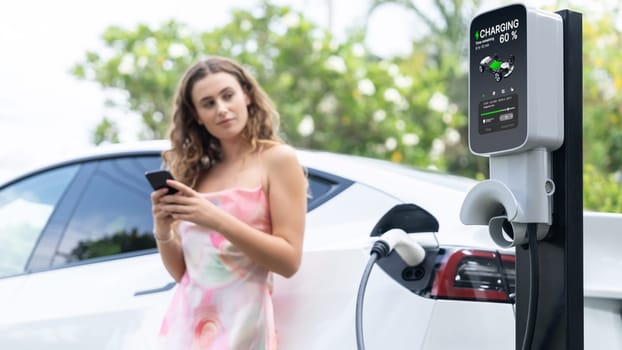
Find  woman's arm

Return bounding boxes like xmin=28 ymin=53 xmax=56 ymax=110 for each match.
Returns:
xmin=214 ymin=145 xmax=307 ymax=277
xmin=151 ymin=188 xmax=186 ymax=282
xmin=154 ymin=228 xmax=186 ymax=283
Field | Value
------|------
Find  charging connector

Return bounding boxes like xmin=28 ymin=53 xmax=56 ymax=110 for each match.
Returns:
xmin=371 ymin=229 xmax=426 ymax=266
xmin=356 ymin=229 xmax=426 ymax=350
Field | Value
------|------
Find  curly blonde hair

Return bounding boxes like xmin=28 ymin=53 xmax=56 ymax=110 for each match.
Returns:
xmin=163 ymin=56 xmax=282 ymax=188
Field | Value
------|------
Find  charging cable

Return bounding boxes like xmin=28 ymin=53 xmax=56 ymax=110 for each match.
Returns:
xmin=356 ymin=229 xmax=426 ymax=350
xmin=521 ymin=223 xmax=539 ymax=350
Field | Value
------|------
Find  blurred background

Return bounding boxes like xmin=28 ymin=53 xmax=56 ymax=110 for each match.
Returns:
xmin=1 ymin=0 xmax=621 ymax=212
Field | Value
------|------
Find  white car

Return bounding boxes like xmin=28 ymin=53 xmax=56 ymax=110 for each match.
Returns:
xmin=0 ymin=140 xmax=619 ymax=349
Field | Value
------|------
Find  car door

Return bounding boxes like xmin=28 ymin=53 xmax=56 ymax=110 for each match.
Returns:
xmin=0 ymin=155 xmax=175 ymax=350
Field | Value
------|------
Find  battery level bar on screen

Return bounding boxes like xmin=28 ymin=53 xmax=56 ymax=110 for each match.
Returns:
xmin=480 ymin=106 xmax=516 ymax=117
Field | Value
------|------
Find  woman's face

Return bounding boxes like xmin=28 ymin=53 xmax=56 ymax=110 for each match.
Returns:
xmin=191 ymin=72 xmax=251 ymax=141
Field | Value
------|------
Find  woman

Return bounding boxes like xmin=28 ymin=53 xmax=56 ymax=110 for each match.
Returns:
xmin=150 ymin=56 xmax=307 ymax=349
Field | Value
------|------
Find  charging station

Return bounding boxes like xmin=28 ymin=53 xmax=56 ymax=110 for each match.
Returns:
xmin=460 ymin=4 xmax=583 ymax=350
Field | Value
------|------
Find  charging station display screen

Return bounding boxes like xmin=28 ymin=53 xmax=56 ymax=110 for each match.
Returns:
xmin=479 ymin=94 xmax=518 ymax=133
xmin=469 ymin=4 xmax=527 ymax=154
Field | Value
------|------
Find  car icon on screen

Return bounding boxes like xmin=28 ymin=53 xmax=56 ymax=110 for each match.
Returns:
xmin=479 ymin=54 xmax=515 ymax=82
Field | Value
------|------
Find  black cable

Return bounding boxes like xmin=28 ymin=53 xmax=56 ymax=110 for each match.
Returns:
xmin=356 ymin=240 xmax=390 ymax=350
xmin=356 ymin=251 xmax=379 ymax=350
xmin=521 ymin=223 xmax=539 ymax=350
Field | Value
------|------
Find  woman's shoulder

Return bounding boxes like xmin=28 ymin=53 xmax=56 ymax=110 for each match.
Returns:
xmin=262 ymin=143 xmax=299 ymax=164
xmin=261 ymin=143 xmax=307 ymax=192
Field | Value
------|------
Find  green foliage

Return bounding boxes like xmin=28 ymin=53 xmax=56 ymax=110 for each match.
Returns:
xmin=71 ymin=0 xmax=622 ymax=212
xmin=579 ymin=11 xmax=622 ymax=213
xmin=583 ymin=16 xmax=622 ymax=173
xmin=93 ymin=117 xmax=120 ymax=145
xmin=584 ymin=164 xmax=622 ymax=213
xmin=71 ymin=20 xmax=198 ymax=140
xmin=369 ymin=0 xmax=487 ymax=176
xmin=71 ymin=2 xmax=462 ymax=171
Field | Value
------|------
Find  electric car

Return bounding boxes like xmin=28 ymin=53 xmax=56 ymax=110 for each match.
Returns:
xmin=479 ymin=54 xmax=515 ymax=82
xmin=0 ymin=140 xmax=619 ymax=349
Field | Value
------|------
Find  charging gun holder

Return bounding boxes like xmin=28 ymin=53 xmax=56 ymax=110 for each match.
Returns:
xmin=461 ymin=150 xmax=555 ymax=247
xmin=460 ymin=4 xmax=564 ymax=247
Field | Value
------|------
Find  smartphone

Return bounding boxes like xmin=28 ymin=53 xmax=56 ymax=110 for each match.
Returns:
xmin=144 ymin=169 xmax=178 ymax=195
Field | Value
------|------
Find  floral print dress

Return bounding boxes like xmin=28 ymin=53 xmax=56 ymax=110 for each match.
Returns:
xmin=157 ymin=185 xmax=277 ymax=350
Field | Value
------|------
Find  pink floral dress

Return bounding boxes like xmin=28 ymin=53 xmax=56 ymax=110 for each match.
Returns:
xmin=157 ymin=185 xmax=277 ymax=350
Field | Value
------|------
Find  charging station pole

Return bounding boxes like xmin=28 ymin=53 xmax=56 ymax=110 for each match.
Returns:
xmin=514 ymin=9 xmax=583 ymax=350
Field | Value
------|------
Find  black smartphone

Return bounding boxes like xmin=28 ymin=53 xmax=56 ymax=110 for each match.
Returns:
xmin=144 ymin=169 xmax=178 ymax=194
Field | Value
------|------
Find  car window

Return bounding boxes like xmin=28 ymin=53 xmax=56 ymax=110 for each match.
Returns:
xmin=0 ymin=165 xmax=79 ymax=277
xmin=306 ymin=168 xmax=353 ymax=211
xmin=52 ymin=157 xmax=161 ymax=266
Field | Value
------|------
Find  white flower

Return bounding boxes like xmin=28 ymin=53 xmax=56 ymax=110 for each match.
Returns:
xmin=430 ymin=138 xmax=446 ymax=160
xmin=153 ymin=111 xmax=165 ymax=123
xmin=428 ymin=91 xmax=449 ymax=113
xmin=312 ymin=40 xmax=323 ymax=52
xmin=385 ymin=137 xmax=398 ymax=151
xmin=269 ymin=22 xmax=286 ymax=36
xmin=318 ymin=94 xmax=338 ymax=114
xmin=442 ymin=113 xmax=453 ymax=124
xmin=358 ymin=79 xmax=376 ymax=96
xmin=394 ymin=75 xmax=413 ymax=89
xmin=324 ymin=55 xmax=347 ymax=74
xmin=283 ymin=12 xmax=300 ymax=28
xmin=297 ymin=115 xmax=315 ymax=137
xmin=162 ymin=60 xmax=174 ymax=71
xmin=387 ymin=63 xmax=399 ymax=77
xmin=352 ymin=43 xmax=365 ymax=57
xmin=310 ymin=28 xmax=324 ymax=40
xmin=373 ymin=110 xmax=386 ymax=122
xmin=118 ymin=54 xmax=134 ymax=75
xmin=445 ymin=128 xmax=461 ymax=146
xmin=145 ymin=38 xmax=157 ymax=53
xmin=448 ymin=103 xmax=458 ymax=114
xmin=383 ymin=88 xmax=401 ymax=103
xmin=240 ymin=19 xmax=252 ymax=32
xmin=137 ymin=56 xmax=148 ymax=69
xmin=373 ymin=144 xmax=386 ymax=155
xmin=354 ymin=67 xmax=367 ymax=79
xmin=402 ymin=133 xmax=420 ymax=146
xmin=168 ymin=43 xmax=189 ymax=58
xmin=245 ymin=39 xmax=258 ymax=53
xmin=395 ymin=119 xmax=406 ymax=131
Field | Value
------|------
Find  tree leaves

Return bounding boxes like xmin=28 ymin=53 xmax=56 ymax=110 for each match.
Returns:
xmin=70 ymin=0 xmax=622 ymax=212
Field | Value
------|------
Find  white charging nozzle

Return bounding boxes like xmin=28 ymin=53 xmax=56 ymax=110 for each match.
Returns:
xmin=375 ymin=229 xmax=426 ymax=266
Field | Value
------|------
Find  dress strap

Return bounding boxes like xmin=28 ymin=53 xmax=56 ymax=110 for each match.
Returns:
xmin=257 ymin=146 xmax=267 ymax=192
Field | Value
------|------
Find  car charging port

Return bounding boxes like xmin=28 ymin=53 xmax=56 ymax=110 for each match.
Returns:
xmin=402 ymin=265 xmax=426 ymax=281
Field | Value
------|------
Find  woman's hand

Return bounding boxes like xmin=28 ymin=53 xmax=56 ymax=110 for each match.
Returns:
xmin=158 ymin=180 xmax=221 ymax=230
xmin=150 ymin=188 xmax=176 ymax=239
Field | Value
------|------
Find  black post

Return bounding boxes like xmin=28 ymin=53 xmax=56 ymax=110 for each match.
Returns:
xmin=515 ymin=10 xmax=583 ymax=350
